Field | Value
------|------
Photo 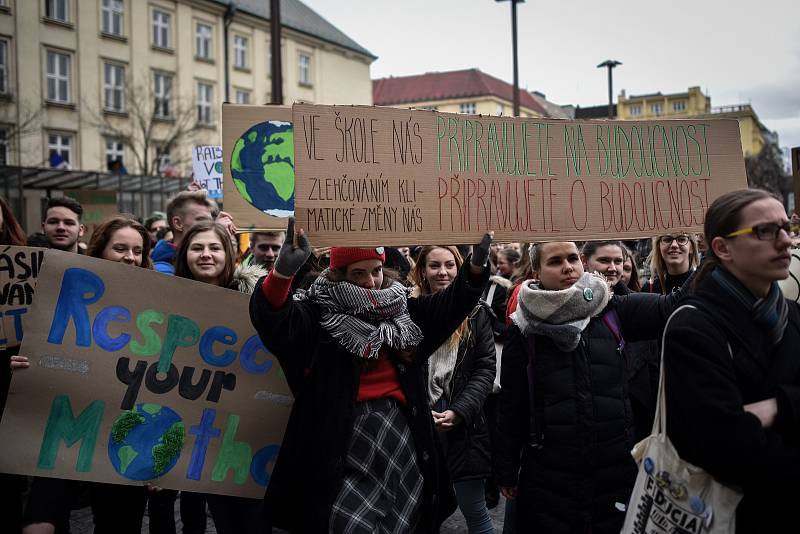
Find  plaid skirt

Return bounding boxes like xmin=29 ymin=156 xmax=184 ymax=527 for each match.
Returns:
xmin=329 ymin=398 xmax=424 ymax=534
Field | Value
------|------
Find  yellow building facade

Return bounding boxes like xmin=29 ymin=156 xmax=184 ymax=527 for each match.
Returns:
xmin=0 ymin=0 xmax=374 ymax=174
xmin=617 ymin=86 xmax=769 ymax=157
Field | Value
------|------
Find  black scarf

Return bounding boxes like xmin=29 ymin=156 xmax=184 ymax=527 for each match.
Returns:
xmin=711 ymin=267 xmax=788 ymax=347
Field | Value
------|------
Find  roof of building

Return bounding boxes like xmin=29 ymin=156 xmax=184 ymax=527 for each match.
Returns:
xmin=214 ymin=0 xmax=376 ymax=59
xmin=628 ymin=92 xmax=663 ymax=99
xmin=574 ymin=104 xmax=616 ymax=119
xmin=530 ymin=91 xmax=573 ymax=119
xmin=372 ymin=68 xmax=548 ymax=116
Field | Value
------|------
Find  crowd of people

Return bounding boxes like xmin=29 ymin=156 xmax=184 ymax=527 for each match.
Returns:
xmin=1 ymin=186 xmax=799 ymax=534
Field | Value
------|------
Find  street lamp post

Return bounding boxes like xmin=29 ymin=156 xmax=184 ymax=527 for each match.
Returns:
xmin=496 ymin=0 xmax=524 ymax=117
xmin=597 ymin=59 xmax=622 ymax=119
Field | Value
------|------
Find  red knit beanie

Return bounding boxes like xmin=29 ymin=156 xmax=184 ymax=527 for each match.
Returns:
xmin=329 ymin=246 xmax=386 ymax=270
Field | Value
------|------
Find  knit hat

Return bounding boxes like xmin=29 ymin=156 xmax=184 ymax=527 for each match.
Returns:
xmin=330 ymin=246 xmax=386 ymax=270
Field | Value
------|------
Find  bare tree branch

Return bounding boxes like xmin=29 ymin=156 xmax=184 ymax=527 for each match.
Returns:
xmin=84 ymin=71 xmax=203 ymax=176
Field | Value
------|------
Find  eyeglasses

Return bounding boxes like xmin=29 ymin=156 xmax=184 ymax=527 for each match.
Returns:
xmin=725 ymin=221 xmax=791 ymax=241
xmin=659 ymin=235 xmax=689 ymax=246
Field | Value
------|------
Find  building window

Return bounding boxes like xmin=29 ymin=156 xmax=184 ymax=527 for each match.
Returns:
xmin=235 ymin=89 xmax=250 ymax=104
xmin=153 ymin=72 xmax=172 ymax=119
xmin=0 ymin=128 xmax=8 ymax=166
xmin=46 ymin=0 xmax=69 ymax=22
xmin=650 ymin=103 xmax=663 ymax=115
xmin=105 ymin=138 xmax=124 ymax=169
xmin=48 ymin=133 xmax=72 ymax=168
xmin=101 ymin=0 xmax=123 ymax=36
xmin=234 ymin=35 xmax=248 ymax=69
xmin=103 ymin=62 xmax=124 ymax=112
xmin=496 ymin=103 xmax=504 ymax=116
xmin=459 ymin=102 xmax=476 ymax=114
xmin=298 ymin=53 xmax=311 ymax=85
xmin=197 ymin=82 xmax=213 ymax=125
xmin=46 ymin=50 xmax=70 ymax=103
xmin=673 ymin=100 xmax=686 ymax=112
xmin=630 ymin=105 xmax=642 ymax=116
xmin=196 ymin=23 xmax=212 ymax=60
xmin=0 ymin=40 xmax=8 ymax=95
xmin=152 ymin=10 xmax=170 ymax=49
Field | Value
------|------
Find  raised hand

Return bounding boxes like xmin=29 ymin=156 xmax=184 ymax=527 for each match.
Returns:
xmin=471 ymin=232 xmax=494 ymax=269
xmin=273 ymin=217 xmax=312 ymax=278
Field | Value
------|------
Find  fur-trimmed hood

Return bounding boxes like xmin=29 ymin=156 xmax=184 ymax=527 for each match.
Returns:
xmin=489 ymin=275 xmax=513 ymax=289
xmin=229 ymin=263 xmax=269 ymax=294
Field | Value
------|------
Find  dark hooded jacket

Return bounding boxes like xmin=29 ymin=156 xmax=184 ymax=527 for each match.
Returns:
xmin=494 ymin=287 xmax=686 ymax=534
xmin=428 ymin=304 xmax=496 ymax=482
xmin=665 ymin=268 xmax=800 ymax=533
xmin=250 ymin=261 xmax=489 ymax=533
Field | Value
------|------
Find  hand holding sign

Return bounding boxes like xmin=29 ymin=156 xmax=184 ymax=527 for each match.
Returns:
xmin=273 ymin=218 xmax=312 ymax=279
xmin=471 ymin=232 xmax=494 ymax=270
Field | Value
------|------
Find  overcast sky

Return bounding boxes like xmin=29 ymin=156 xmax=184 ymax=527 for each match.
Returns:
xmin=302 ymin=0 xmax=800 ymax=154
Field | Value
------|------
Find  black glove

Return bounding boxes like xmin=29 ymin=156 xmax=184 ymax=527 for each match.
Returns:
xmin=273 ymin=218 xmax=312 ymax=278
xmin=471 ymin=233 xmax=493 ymax=268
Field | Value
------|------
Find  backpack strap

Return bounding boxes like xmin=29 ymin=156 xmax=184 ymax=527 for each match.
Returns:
xmin=601 ymin=308 xmax=626 ymax=353
xmin=525 ymin=334 xmax=545 ymax=448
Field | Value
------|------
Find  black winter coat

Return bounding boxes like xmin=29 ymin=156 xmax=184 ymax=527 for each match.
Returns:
xmin=495 ymin=289 xmax=685 ymax=534
xmin=432 ymin=304 xmax=496 ymax=482
xmin=250 ymin=262 xmax=489 ymax=533
xmin=665 ymin=270 xmax=800 ymax=534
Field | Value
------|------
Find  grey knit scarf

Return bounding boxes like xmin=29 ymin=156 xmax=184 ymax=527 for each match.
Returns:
xmin=511 ymin=272 xmax=611 ymax=352
xmin=295 ymin=269 xmax=424 ymax=359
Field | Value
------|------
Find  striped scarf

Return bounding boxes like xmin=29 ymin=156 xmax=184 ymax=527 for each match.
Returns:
xmin=295 ymin=269 xmax=423 ymax=359
xmin=711 ymin=267 xmax=788 ymax=347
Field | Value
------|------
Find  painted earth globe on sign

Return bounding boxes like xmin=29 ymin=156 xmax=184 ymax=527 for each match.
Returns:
xmin=230 ymin=120 xmax=295 ymax=218
xmin=108 ymin=403 xmax=185 ymax=481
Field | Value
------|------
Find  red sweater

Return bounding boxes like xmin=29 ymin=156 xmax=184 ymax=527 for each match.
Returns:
xmin=261 ymin=272 xmax=406 ymax=404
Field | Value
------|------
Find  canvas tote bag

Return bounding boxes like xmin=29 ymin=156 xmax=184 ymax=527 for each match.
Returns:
xmin=621 ymin=305 xmax=743 ymax=534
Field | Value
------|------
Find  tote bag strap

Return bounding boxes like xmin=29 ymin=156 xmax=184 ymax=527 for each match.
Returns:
xmin=653 ymin=304 xmax=697 ymax=438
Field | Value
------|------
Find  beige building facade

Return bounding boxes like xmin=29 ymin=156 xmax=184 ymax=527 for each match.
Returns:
xmin=0 ymin=0 xmax=374 ymax=176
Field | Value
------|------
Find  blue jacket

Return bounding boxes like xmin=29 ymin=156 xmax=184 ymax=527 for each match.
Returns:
xmin=152 ymin=239 xmax=176 ymax=275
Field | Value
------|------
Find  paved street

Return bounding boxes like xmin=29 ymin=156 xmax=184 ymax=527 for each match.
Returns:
xmin=68 ymin=493 xmax=511 ymax=533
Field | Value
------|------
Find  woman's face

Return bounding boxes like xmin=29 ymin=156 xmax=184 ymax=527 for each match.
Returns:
xmin=583 ymin=245 xmax=624 ymax=286
xmin=424 ymin=248 xmax=457 ymax=294
xmin=102 ymin=227 xmax=144 ymax=266
xmin=346 ymin=259 xmax=384 ymax=290
xmin=187 ymin=230 xmax=226 ymax=285
xmin=621 ymin=257 xmax=633 ymax=287
xmin=497 ymin=253 xmax=515 ymax=277
xmin=535 ymin=242 xmax=584 ymax=290
xmin=658 ymin=234 xmax=691 ymax=274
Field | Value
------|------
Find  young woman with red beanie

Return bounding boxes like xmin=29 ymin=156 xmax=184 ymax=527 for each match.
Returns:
xmin=250 ymin=219 xmax=493 ymax=533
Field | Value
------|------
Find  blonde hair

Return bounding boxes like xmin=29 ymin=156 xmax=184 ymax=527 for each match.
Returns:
xmin=410 ymin=245 xmax=470 ymax=349
xmin=647 ymin=233 xmax=700 ymax=293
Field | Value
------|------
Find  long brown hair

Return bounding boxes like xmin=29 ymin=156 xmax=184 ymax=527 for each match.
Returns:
xmin=621 ymin=244 xmax=642 ymax=291
xmin=87 ymin=216 xmax=153 ymax=269
xmin=0 ymin=196 xmax=26 ymax=246
xmin=410 ymin=245 xmax=470 ymax=348
xmin=174 ymin=221 xmax=235 ymax=287
xmin=695 ymin=188 xmax=781 ymax=285
xmin=646 ymin=232 xmax=700 ymax=293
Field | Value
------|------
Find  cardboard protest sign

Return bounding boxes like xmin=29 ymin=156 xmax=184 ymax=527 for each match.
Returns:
xmin=0 ymin=250 xmax=291 ymax=498
xmin=779 ymin=248 xmax=800 ymax=303
xmin=0 ymin=246 xmax=44 ymax=349
xmin=292 ymin=104 xmax=748 ymax=246
xmin=192 ymin=146 xmax=224 ymax=199
xmin=222 ymin=104 xmax=293 ymax=231
xmin=65 ymin=190 xmax=118 ymax=241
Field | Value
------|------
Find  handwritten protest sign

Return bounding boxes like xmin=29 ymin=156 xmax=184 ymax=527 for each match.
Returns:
xmin=0 ymin=246 xmax=44 ymax=349
xmin=192 ymin=146 xmax=224 ymax=199
xmin=292 ymin=104 xmax=747 ymax=246
xmin=222 ymin=104 xmax=294 ymax=231
xmin=0 ymin=250 xmax=291 ymax=497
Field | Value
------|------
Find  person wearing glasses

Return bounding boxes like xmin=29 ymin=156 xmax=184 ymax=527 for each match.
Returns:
xmin=664 ymin=189 xmax=800 ymax=533
xmin=645 ymin=232 xmax=701 ymax=294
